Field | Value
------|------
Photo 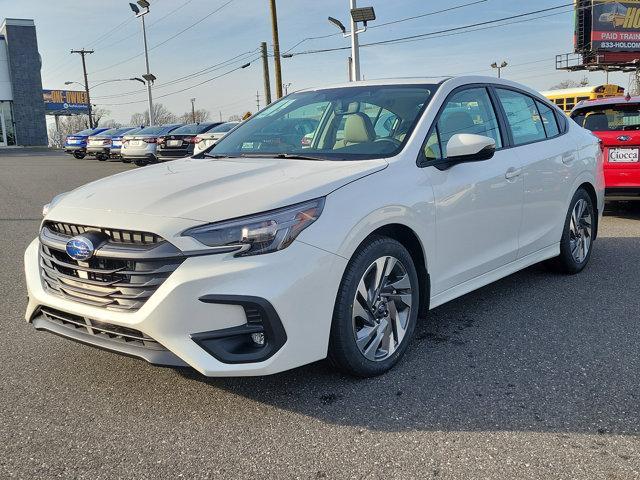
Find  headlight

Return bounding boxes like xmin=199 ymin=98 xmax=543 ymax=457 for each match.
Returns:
xmin=182 ymin=198 xmax=325 ymax=256
xmin=42 ymin=192 xmax=69 ymax=217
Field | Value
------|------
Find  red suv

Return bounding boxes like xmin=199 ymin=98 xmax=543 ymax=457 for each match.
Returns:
xmin=572 ymin=96 xmax=640 ymax=199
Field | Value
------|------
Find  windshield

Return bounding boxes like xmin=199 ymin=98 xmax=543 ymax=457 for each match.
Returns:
xmin=572 ymin=104 xmax=640 ymax=131
xmin=210 ymin=122 xmax=238 ymax=133
xmin=171 ymin=123 xmax=216 ymax=135
xmin=135 ymin=125 xmax=181 ymax=136
xmin=211 ymin=84 xmax=436 ymax=160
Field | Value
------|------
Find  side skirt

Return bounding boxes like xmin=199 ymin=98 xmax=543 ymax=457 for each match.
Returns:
xmin=429 ymin=243 xmax=560 ymax=310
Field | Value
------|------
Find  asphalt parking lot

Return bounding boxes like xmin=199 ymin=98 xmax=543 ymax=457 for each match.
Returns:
xmin=1 ymin=149 xmax=639 ymax=479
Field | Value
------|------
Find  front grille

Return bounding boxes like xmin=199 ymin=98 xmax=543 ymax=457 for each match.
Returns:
xmin=40 ymin=307 xmax=166 ymax=351
xmin=39 ymin=225 xmax=184 ymax=312
xmin=44 ymin=221 xmax=162 ymax=245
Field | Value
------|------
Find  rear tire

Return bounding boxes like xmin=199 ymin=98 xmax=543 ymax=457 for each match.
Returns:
xmin=97 ymin=154 xmax=108 ymax=161
xmin=134 ymin=159 xmax=148 ymax=167
xmin=73 ymin=152 xmax=85 ymax=159
xmin=328 ymin=236 xmax=420 ymax=377
xmin=547 ymin=188 xmax=595 ymax=274
xmin=122 ymin=158 xmax=131 ymax=164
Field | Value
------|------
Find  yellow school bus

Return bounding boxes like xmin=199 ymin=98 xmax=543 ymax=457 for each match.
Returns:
xmin=541 ymin=84 xmax=625 ymax=113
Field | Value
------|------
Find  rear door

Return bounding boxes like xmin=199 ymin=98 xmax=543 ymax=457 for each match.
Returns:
xmin=492 ymin=87 xmax=576 ymax=258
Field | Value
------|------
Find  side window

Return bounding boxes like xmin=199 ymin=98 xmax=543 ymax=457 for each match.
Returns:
xmin=535 ymin=100 xmax=560 ymax=138
xmin=495 ymin=89 xmax=546 ymax=145
xmin=436 ymin=87 xmax=502 ymax=157
xmin=423 ymin=128 xmax=442 ymax=160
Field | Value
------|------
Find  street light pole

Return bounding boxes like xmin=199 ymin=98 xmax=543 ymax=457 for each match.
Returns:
xmin=491 ymin=61 xmax=508 ymax=78
xmin=140 ymin=13 xmax=154 ymax=125
xmin=349 ymin=0 xmax=360 ymax=82
xmin=130 ymin=1 xmax=155 ymax=125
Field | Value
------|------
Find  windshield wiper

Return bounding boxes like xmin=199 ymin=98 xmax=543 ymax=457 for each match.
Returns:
xmin=204 ymin=153 xmax=236 ymax=158
xmin=271 ymin=153 xmax=328 ymax=161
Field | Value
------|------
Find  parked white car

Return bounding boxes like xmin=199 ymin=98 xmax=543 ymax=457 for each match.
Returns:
xmin=120 ymin=124 xmax=182 ymax=166
xmin=193 ymin=121 xmax=240 ymax=155
xmin=26 ymin=76 xmax=604 ymax=377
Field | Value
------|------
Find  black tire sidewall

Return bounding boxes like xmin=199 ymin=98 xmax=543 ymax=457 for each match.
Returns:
xmin=329 ymin=236 xmax=420 ymax=377
xmin=557 ymin=188 xmax=595 ymax=274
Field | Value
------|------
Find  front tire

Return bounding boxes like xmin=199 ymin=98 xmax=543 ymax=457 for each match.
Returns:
xmin=328 ymin=236 xmax=420 ymax=377
xmin=548 ymin=188 xmax=595 ymax=274
xmin=73 ymin=152 xmax=85 ymax=159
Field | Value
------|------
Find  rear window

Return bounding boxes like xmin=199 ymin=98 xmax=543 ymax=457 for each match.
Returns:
xmin=170 ymin=123 xmax=215 ymax=135
xmin=210 ymin=122 xmax=238 ymax=133
xmin=572 ymin=104 xmax=640 ymax=131
xmin=135 ymin=125 xmax=181 ymax=135
xmin=73 ymin=129 xmax=94 ymax=136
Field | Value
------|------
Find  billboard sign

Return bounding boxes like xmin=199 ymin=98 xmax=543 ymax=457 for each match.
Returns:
xmin=43 ymin=89 xmax=89 ymax=115
xmin=591 ymin=0 xmax=640 ymax=52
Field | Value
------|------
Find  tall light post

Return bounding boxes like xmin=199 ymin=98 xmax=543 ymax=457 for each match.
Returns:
xmin=129 ymin=1 xmax=156 ymax=125
xmin=328 ymin=2 xmax=375 ymax=81
xmin=491 ymin=61 xmax=508 ymax=78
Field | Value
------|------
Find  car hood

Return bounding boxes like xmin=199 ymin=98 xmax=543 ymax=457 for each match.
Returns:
xmin=52 ymin=156 xmax=388 ymax=222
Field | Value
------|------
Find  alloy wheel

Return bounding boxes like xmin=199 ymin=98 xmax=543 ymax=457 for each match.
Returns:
xmin=352 ymin=256 xmax=413 ymax=362
xmin=569 ymin=198 xmax=592 ymax=263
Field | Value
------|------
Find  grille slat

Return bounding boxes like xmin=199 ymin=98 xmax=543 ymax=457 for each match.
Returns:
xmin=45 ymin=221 xmax=162 ymax=246
xmin=40 ymin=307 xmax=166 ymax=350
xmin=39 ymin=224 xmax=184 ymax=312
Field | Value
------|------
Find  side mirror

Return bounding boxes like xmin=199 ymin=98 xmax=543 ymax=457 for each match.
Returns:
xmin=446 ymin=133 xmax=496 ymax=160
xmin=426 ymin=133 xmax=496 ymax=170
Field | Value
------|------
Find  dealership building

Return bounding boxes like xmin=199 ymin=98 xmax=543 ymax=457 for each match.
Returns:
xmin=0 ymin=18 xmax=48 ymax=146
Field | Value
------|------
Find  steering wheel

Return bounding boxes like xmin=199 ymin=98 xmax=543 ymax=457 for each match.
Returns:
xmin=374 ymin=137 xmax=402 ymax=148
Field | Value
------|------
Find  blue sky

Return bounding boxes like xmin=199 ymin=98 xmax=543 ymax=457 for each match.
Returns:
xmin=1 ymin=0 xmax=630 ymax=123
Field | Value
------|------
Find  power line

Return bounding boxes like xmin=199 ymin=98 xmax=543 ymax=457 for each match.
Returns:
xmin=97 ymin=0 xmax=196 ymax=51
xmin=89 ymin=0 xmax=236 ymax=75
xmin=91 ymin=49 xmax=259 ymax=99
xmin=282 ymin=0 xmax=489 ymax=54
xmin=285 ymin=3 xmax=576 ymax=57
xmin=95 ymin=59 xmax=257 ymax=106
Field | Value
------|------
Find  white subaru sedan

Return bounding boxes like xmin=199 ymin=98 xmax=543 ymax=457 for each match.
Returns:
xmin=25 ymin=77 xmax=604 ymax=377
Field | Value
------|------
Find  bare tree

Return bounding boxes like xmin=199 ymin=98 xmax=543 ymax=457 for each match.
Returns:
xmin=129 ymin=103 xmax=177 ymax=125
xmin=47 ymin=108 xmax=115 ymax=147
xmin=179 ymin=108 xmax=211 ymax=124
xmin=549 ymin=77 xmax=589 ymax=90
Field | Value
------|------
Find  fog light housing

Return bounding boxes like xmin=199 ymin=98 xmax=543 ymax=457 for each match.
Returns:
xmin=191 ymin=295 xmax=287 ymax=364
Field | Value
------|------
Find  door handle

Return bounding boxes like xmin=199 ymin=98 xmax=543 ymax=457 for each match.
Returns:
xmin=562 ymin=152 xmax=577 ymax=165
xmin=505 ymin=167 xmax=522 ymax=180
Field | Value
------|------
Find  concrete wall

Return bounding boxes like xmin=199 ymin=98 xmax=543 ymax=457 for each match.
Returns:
xmin=0 ymin=19 xmax=47 ymax=146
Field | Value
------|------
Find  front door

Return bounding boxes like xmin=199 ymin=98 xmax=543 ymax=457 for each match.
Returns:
xmin=422 ymin=86 xmax=524 ymax=295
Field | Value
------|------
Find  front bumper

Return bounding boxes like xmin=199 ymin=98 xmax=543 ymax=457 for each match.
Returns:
xmin=24 ymin=237 xmax=346 ymax=376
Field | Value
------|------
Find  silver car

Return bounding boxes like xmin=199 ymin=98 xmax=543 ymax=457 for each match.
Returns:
xmin=121 ymin=124 xmax=182 ymax=166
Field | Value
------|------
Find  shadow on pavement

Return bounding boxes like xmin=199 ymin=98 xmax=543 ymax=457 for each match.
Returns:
xmin=178 ymin=236 xmax=640 ymax=435
xmin=604 ymin=200 xmax=640 ymax=221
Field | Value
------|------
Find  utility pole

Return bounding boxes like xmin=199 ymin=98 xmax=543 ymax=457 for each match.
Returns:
xmin=70 ymin=49 xmax=94 ymax=128
xmin=349 ymin=0 xmax=361 ymax=82
xmin=256 ymin=91 xmax=260 ymax=111
xmin=190 ymin=97 xmax=196 ymax=123
xmin=260 ymin=41 xmax=272 ymax=105
xmin=219 ymin=110 xmax=222 ymax=122
xmin=269 ymin=0 xmax=283 ymax=99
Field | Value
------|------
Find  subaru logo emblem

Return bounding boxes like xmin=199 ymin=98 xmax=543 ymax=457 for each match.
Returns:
xmin=65 ymin=236 xmax=95 ymax=261
xmin=618 ymin=135 xmax=631 ymax=142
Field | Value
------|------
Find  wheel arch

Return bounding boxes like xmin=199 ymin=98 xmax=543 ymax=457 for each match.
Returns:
xmin=577 ymin=181 xmax=599 ymax=240
xmin=360 ymin=223 xmax=430 ymax=316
